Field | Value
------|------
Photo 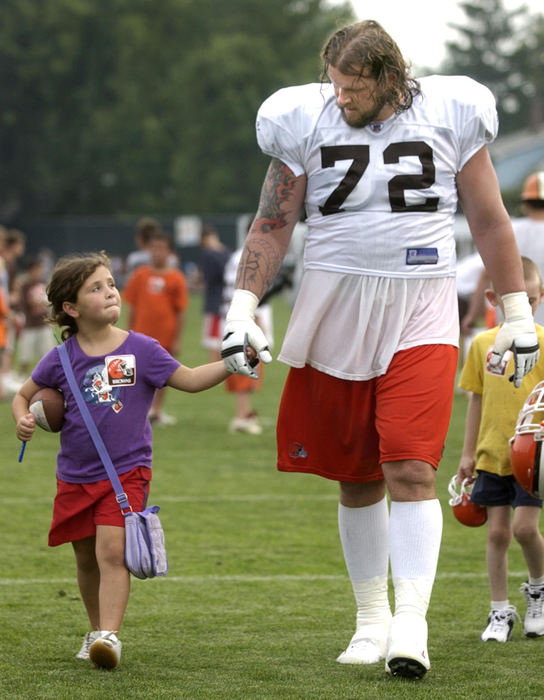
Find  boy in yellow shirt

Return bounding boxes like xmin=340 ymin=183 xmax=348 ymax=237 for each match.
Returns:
xmin=458 ymin=256 xmax=544 ymax=642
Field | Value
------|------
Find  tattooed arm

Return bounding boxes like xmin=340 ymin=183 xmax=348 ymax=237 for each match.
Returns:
xmin=221 ymin=159 xmax=306 ymax=376
xmin=236 ymin=158 xmax=307 ymax=298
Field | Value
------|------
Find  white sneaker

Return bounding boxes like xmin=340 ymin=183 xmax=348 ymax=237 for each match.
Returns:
xmin=75 ymin=631 xmax=100 ymax=659
xmin=337 ymin=622 xmax=390 ymax=664
xmin=2 ymin=372 xmax=24 ymax=393
xmin=385 ymin=613 xmax=430 ymax=679
xmin=89 ymin=631 xmax=122 ymax=669
xmin=158 ymin=412 xmax=178 ymax=426
xmin=480 ymin=605 xmax=518 ymax=642
xmin=229 ymin=414 xmax=263 ymax=435
xmin=148 ymin=411 xmax=178 ymax=426
xmin=520 ymin=582 xmax=544 ymax=637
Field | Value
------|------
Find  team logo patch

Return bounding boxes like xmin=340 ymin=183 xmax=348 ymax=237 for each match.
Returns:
xmin=288 ymin=442 xmax=308 ymax=459
xmin=106 ymin=354 xmax=136 ymax=386
xmin=406 ymin=248 xmax=439 ymax=265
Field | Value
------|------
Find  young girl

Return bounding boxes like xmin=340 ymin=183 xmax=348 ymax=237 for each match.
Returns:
xmin=12 ymin=251 xmax=236 ymax=670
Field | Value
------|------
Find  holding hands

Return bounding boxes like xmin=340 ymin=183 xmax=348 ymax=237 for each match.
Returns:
xmin=221 ymin=290 xmax=272 ymax=378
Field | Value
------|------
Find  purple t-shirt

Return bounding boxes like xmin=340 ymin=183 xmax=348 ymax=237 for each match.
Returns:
xmin=32 ymin=331 xmax=180 ymax=483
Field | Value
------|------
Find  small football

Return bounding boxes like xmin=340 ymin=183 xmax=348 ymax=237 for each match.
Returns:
xmin=29 ymin=387 xmax=65 ymax=432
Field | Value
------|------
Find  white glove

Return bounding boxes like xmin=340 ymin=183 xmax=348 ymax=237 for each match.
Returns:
xmin=221 ymin=290 xmax=273 ymax=378
xmin=489 ymin=292 xmax=539 ymax=387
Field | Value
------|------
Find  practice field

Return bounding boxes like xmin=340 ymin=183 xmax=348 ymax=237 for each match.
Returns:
xmin=2 ymin=295 xmax=544 ymax=699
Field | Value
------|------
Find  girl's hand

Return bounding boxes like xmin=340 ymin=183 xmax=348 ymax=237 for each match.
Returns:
xmin=16 ymin=413 xmax=36 ymax=442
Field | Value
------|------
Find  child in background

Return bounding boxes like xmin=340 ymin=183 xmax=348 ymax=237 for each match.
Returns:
xmin=17 ymin=257 xmax=55 ymax=375
xmin=457 ymin=256 xmax=544 ymax=642
xmin=0 ymin=284 xmax=8 ymax=400
xmin=1 ymin=229 xmax=26 ymax=384
xmin=125 ymin=217 xmax=160 ymax=274
xmin=12 ymin=251 xmax=235 ymax=670
xmin=123 ymin=231 xmax=189 ymax=425
xmin=200 ymin=225 xmax=231 ymax=362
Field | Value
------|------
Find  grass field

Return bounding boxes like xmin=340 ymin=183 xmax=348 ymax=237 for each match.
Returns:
xmin=2 ymin=293 xmax=544 ymax=699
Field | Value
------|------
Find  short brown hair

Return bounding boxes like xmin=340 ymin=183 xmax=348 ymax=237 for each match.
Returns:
xmin=47 ymin=251 xmax=112 ymax=340
xmin=135 ymin=217 xmax=162 ymax=244
xmin=321 ymin=20 xmax=420 ymax=114
xmin=522 ymin=256 xmax=543 ymax=287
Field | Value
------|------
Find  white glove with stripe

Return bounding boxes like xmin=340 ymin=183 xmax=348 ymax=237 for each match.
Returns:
xmin=221 ymin=290 xmax=272 ymax=378
xmin=489 ymin=292 xmax=539 ymax=387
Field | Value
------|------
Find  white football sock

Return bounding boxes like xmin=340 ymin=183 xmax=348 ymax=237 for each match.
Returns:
xmin=389 ymin=499 xmax=443 ymax=617
xmin=338 ymin=498 xmax=391 ymax=626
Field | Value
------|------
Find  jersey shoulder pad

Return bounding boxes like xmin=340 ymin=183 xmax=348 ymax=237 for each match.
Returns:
xmin=418 ymin=75 xmax=498 ymax=167
xmin=256 ymin=83 xmax=333 ymax=174
xmin=419 ymin=75 xmax=495 ymax=118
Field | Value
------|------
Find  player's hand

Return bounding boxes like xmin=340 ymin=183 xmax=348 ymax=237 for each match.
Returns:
xmin=489 ymin=292 xmax=539 ymax=388
xmin=222 ymin=329 xmax=262 ymax=378
xmin=221 ymin=290 xmax=272 ymax=378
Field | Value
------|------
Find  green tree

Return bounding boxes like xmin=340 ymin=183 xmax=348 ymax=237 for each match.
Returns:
xmin=442 ymin=0 xmax=541 ymax=135
xmin=519 ymin=12 xmax=544 ymax=131
xmin=0 ymin=0 xmax=352 ymax=220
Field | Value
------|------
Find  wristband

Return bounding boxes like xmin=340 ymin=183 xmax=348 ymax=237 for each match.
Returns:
xmin=226 ymin=289 xmax=259 ymax=322
xmin=501 ymin=292 xmax=531 ymax=321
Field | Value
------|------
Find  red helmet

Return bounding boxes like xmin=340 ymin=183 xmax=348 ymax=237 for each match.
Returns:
xmin=448 ymin=475 xmax=487 ymax=527
xmin=510 ymin=381 xmax=544 ymax=498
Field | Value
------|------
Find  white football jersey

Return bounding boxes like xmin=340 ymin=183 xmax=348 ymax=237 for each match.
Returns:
xmin=257 ymin=76 xmax=497 ymax=278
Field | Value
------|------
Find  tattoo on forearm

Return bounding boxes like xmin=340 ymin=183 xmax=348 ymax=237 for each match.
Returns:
xmin=236 ymin=237 xmax=283 ymax=298
xmin=235 ymin=159 xmax=299 ymax=297
xmin=253 ymin=159 xmax=297 ymax=233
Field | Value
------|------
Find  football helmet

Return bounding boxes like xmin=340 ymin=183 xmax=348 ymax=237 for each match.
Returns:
xmin=510 ymin=380 xmax=544 ymax=497
xmin=521 ymin=171 xmax=544 ymax=202
xmin=448 ymin=475 xmax=487 ymax=527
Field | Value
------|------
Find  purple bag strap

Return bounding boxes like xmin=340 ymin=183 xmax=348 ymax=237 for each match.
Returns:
xmin=57 ymin=343 xmax=131 ymax=514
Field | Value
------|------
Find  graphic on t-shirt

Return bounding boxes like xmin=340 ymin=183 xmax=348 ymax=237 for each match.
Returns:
xmin=83 ymin=364 xmax=122 ymax=408
xmin=105 ymin=354 xmax=136 ymax=386
xmin=148 ymin=276 xmax=165 ymax=294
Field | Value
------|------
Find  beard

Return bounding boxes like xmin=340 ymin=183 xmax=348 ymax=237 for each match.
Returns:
xmin=340 ymin=92 xmax=389 ymax=128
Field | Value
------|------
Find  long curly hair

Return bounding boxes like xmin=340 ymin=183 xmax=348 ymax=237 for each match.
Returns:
xmin=321 ymin=20 xmax=420 ymax=114
xmin=47 ymin=251 xmax=112 ymax=341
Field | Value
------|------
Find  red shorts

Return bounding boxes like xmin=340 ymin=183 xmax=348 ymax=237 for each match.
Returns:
xmin=48 ymin=466 xmax=151 ymax=546
xmin=277 ymin=344 xmax=458 ymax=483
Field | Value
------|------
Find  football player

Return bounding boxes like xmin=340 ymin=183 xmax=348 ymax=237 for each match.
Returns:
xmin=221 ymin=20 xmax=538 ymax=679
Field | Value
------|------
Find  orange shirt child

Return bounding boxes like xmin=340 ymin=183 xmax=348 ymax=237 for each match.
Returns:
xmin=123 ymin=266 xmax=189 ymax=352
xmin=0 ymin=287 xmax=8 ymax=348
